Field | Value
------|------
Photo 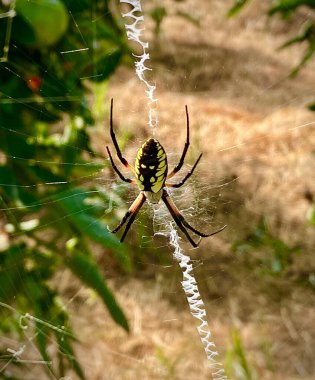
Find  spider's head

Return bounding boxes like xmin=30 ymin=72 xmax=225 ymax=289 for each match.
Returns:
xmin=134 ymin=138 xmax=168 ymax=194
xmin=142 ymin=138 xmax=158 ymax=152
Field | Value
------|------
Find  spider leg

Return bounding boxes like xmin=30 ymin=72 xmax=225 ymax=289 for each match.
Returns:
xmin=106 ymin=146 xmax=135 ymax=184
xmin=167 ymin=105 xmax=190 ymax=180
xmin=182 ymin=218 xmax=227 ymax=238
xmin=109 ymin=98 xmax=135 ymax=173
xmin=162 ymin=190 xmax=226 ymax=247
xmin=165 ymin=153 xmax=202 ymax=188
xmin=109 ymin=192 xmax=146 ymax=242
xmin=162 ymin=190 xmax=201 ymax=248
xmin=120 ymin=193 xmax=146 ymax=242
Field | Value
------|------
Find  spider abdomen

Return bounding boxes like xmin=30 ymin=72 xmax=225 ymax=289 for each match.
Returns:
xmin=135 ymin=138 xmax=168 ymax=194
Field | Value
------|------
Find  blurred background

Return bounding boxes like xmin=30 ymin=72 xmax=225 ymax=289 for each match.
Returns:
xmin=0 ymin=0 xmax=315 ymax=379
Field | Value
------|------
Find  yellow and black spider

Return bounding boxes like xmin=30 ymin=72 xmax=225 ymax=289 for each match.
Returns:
xmin=106 ymin=99 xmax=226 ymax=247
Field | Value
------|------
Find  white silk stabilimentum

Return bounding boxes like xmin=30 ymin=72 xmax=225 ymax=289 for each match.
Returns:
xmin=120 ymin=1 xmax=227 ymax=378
xmin=170 ymin=225 xmax=228 ymax=380
xmin=120 ymin=0 xmax=158 ymax=129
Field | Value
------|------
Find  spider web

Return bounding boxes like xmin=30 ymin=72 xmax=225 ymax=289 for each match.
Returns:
xmin=120 ymin=1 xmax=227 ymax=377
xmin=0 ymin=0 xmax=315 ymax=379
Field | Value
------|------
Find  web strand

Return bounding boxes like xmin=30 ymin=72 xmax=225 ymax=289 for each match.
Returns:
xmin=120 ymin=0 xmax=158 ymax=129
xmin=119 ymin=1 xmax=228 ymax=377
xmin=170 ymin=226 xmax=228 ymax=379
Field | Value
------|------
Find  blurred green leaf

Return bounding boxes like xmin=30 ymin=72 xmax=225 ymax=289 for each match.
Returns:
xmin=278 ymin=21 xmax=315 ymax=76
xmin=0 ymin=246 xmax=26 ymax=302
xmin=0 ymin=1 xmax=130 ymax=376
xmin=150 ymin=6 xmax=167 ymax=35
xmin=53 ymin=188 xmax=131 ymax=271
xmin=176 ymin=11 xmax=200 ymax=27
xmin=66 ymin=248 xmax=129 ymax=332
xmin=233 ymin=219 xmax=299 ymax=274
xmin=228 ymin=0 xmax=315 ymax=92
xmin=82 ymin=49 xmax=123 ymax=83
xmin=62 ymin=0 xmax=91 ymax=13
xmin=56 ymin=331 xmax=86 ymax=380
xmin=308 ymin=205 xmax=315 ymax=224
xmin=290 ymin=37 xmax=315 ymax=76
xmin=280 ymin=21 xmax=314 ymax=48
xmin=226 ymin=329 xmax=256 ymax=380
xmin=269 ymin=0 xmax=315 ymax=16
xmin=227 ymin=0 xmax=251 ymax=18
xmin=10 ymin=15 xmax=37 ymax=45
xmin=36 ymin=324 xmax=54 ymax=378
xmin=15 ymin=0 xmax=69 ymax=47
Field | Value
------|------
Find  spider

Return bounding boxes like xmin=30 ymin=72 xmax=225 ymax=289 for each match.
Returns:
xmin=106 ymin=99 xmax=226 ymax=247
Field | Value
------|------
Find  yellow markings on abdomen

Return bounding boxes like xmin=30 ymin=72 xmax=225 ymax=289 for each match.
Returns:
xmin=151 ymin=182 xmax=163 ymax=193
xmin=155 ymin=167 xmax=167 ymax=177
xmin=134 ymin=138 xmax=168 ymax=194
xmin=158 ymin=161 xmax=166 ymax=168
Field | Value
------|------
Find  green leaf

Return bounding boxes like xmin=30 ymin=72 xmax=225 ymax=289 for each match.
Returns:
xmin=56 ymin=332 xmax=86 ymax=380
xmin=269 ymin=0 xmax=315 ymax=16
xmin=227 ymin=0 xmax=251 ymax=18
xmin=0 ymin=165 xmax=42 ymax=210
xmin=82 ymin=49 xmax=123 ymax=83
xmin=26 ymin=164 xmax=66 ymax=184
xmin=10 ymin=15 xmax=37 ymax=45
xmin=289 ymin=39 xmax=315 ymax=76
xmin=231 ymin=329 xmax=254 ymax=380
xmin=150 ymin=6 xmax=167 ymax=24
xmin=279 ymin=22 xmax=314 ymax=49
xmin=80 ymin=18 xmax=122 ymax=43
xmin=1 ymin=129 xmax=36 ymax=158
xmin=15 ymin=0 xmax=69 ymax=47
xmin=66 ymin=249 xmax=129 ymax=332
xmin=176 ymin=11 xmax=200 ymax=27
xmin=54 ymin=188 xmax=131 ymax=271
xmin=278 ymin=21 xmax=315 ymax=76
xmin=62 ymin=0 xmax=91 ymax=13
xmin=308 ymin=206 xmax=315 ymax=224
xmin=232 ymin=219 xmax=299 ymax=274
xmin=36 ymin=324 xmax=55 ymax=378
xmin=309 ymin=102 xmax=315 ymax=111
xmin=0 ymin=245 xmax=26 ymax=302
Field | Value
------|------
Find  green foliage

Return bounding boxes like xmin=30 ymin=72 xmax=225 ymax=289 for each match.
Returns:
xmin=0 ymin=1 xmax=131 ymax=378
xmin=54 ymin=188 xmax=131 ymax=271
xmin=308 ymin=205 xmax=315 ymax=225
xmin=279 ymin=20 xmax=315 ymax=76
xmin=225 ymin=329 xmax=256 ymax=380
xmin=233 ymin=219 xmax=300 ymax=274
xmin=155 ymin=345 xmax=183 ymax=378
xmin=0 ymin=244 xmax=84 ymax=379
xmin=227 ymin=0 xmax=250 ymax=18
xmin=268 ymin=0 xmax=315 ymax=16
xmin=150 ymin=6 xmax=167 ymax=36
xmin=15 ymin=0 xmax=69 ymax=47
xmin=228 ymin=0 xmax=315 ymax=78
xmin=148 ymin=1 xmax=200 ymax=38
xmin=66 ymin=247 xmax=129 ymax=331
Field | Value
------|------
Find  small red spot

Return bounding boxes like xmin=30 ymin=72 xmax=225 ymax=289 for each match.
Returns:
xmin=27 ymin=76 xmax=42 ymax=92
